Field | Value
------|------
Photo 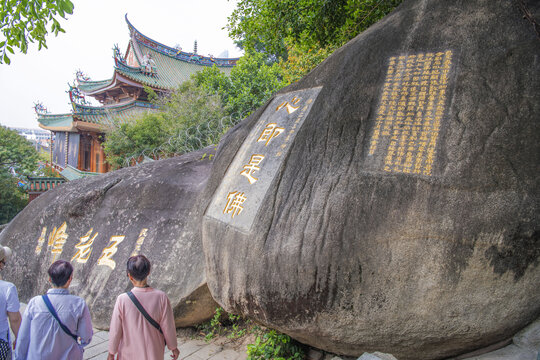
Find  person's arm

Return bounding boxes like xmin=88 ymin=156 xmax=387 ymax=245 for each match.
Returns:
xmin=160 ymin=295 xmax=179 ymax=357
xmin=107 ymin=296 xmax=124 ymax=357
xmin=7 ymin=311 xmax=21 ymax=348
xmin=170 ymin=348 xmax=179 ymax=360
xmin=77 ymin=301 xmax=93 ymax=347
xmin=6 ymin=283 xmax=21 ymax=349
xmin=14 ymin=302 xmax=32 ymax=360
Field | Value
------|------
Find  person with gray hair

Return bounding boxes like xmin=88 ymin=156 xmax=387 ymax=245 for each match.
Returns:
xmin=0 ymin=245 xmax=21 ymax=360
xmin=15 ymin=260 xmax=93 ymax=360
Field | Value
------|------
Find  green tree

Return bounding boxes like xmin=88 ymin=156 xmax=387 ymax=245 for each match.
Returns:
xmin=103 ymin=81 xmax=227 ymax=169
xmin=278 ymin=40 xmax=334 ymax=84
xmin=194 ymin=51 xmax=285 ymax=117
xmin=0 ymin=126 xmax=39 ymax=224
xmin=0 ymin=0 xmax=74 ymax=64
xmin=227 ymin=0 xmax=403 ymax=66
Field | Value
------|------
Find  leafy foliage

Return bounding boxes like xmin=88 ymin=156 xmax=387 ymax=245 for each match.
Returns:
xmin=247 ymin=330 xmax=305 ymax=360
xmin=197 ymin=307 xmax=252 ymax=342
xmin=103 ymin=81 xmax=228 ymax=169
xmin=103 ymin=0 xmax=403 ymax=169
xmin=278 ymin=41 xmax=335 ymax=84
xmin=227 ymin=0 xmax=403 ymax=60
xmin=0 ymin=0 xmax=74 ymax=64
xmin=0 ymin=172 xmax=28 ymax=225
xmin=0 ymin=126 xmax=39 ymax=175
xmin=194 ymin=51 xmax=285 ymax=117
xmin=0 ymin=126 xmax=39 ymax=224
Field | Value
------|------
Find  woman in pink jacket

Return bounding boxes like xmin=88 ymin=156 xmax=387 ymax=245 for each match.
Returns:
xmin=107 ymin=255 xmax=179 ymax=360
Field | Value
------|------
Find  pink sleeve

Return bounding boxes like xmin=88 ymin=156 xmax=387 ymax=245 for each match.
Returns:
xmin=160 ymin=294 xmax=178 ymax=350
xmin=108 ymin=296 xmax=124 ymax=354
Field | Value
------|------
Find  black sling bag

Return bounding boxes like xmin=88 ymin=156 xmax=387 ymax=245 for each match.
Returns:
xmin=126 ymin=291 xmax=166 ymax=344
xmin=42 ymin=294 xmax=79 ymax=343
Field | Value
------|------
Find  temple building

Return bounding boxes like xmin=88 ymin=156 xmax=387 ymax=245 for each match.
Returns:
xmin=37 ymin=16 xmax=238 ymax=178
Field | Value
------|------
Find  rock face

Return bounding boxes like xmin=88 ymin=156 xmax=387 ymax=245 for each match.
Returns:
xmin=201 ymin=1 xmax=540 ymax=359
xmin=0 ymin=148 xmax=218 ymax=329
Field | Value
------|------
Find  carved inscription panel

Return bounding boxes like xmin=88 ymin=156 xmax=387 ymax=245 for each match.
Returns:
xmin=35 ymin=223 xmax=149 ymax=270
xmin=205 ymin=87 xmax=323 ymax=233
xmin=366 ymin=51 xmax=454 ymax=176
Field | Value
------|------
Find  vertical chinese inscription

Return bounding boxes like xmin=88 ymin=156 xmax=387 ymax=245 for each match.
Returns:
xmin=367 ymin=51 xmax=453 ymax=176
xmin=47 ymin=222 xmax=68 ymax=262
xmin=205 ymin=87 xmax=323 ymax=233
xmin=131 ymin=228 xmax=148 ymax=256
xmin=97 ymin=235 xmax=125 ymax=270
xmin=71 ymin=229 xmax=98 ymax=264
xmin=35 ymin=227 xmax=47 ymax=255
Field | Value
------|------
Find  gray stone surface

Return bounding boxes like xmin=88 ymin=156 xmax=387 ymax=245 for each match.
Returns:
xmin=513 ymin=317 xmax=540 ymax=352
xmin=357 ymin=353 xmax=397 ymax=360
xmin=460 ymin=345 xmax=537 ymax=360
xmin=201 ymin=0 xmax=540 ymax=359
xmin=0 ymin=148 xmax=218 ymax=329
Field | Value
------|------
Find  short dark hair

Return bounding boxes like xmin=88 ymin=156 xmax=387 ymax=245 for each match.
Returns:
xmin=48 ymin=260 xmax=73 ymax=287
xmin=127 ymin=255 xmax=151 ymax=281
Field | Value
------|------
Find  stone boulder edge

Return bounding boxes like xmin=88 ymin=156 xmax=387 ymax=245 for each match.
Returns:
xmin=201 ymin=0 xmax=540 ymax=359
xmin=0 ymin=148 xmax=218 ymax=329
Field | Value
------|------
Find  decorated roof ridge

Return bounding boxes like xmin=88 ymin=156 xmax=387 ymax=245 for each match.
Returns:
xmin=33 ymin=101 xmax=50 ymax=115
xmin=114 ymin=57 xmax=153 ymax=75
xmin=72 ymin=99 xmax=158 ymax=115
xmin=125 ymin=14 xmax=239 ymax=68
xmin=37 ymin=112 xmax=73 ymax=119
xmin=37 ymin=100 xmax=156 ymax=120
xmin=67 ymin=83 xmax=91 ymax=111
xmin=77 ymin=78 xmax=111 ymax=87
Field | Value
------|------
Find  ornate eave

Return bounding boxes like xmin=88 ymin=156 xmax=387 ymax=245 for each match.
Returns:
xmin=80 ymin=72 xmax=147 ymax=104
xmin=125 ymin=14 xmax=239 ymax=68
xmin=37 ymin=113 xmax=77 ymax=132
xmin=37 ymin=99 xmax=158 ymax=133
xmin=77 ymin=16 xmax=239 ymax=100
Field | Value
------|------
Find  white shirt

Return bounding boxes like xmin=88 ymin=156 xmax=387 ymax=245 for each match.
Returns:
xmin=0 ymin=280 xmax=20 ymax=341
xmin=15 ymin=288 xmax=93 ymax=360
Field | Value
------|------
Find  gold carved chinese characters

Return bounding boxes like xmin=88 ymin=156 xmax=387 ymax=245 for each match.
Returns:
xmin=223 ymin=191 xmax=247 ymax=218
xmin=257 ymin=124 xmax=284 ymax=146
xmin=131 ymin=228 xmax=148 ymax=256
xmin=276 ymin=96 xmax=301 ymax=114
xmin=368 ymin=51 xmax=453 ymax=176
xmin=97 ymin=235 xmax=125 ymax=270
xmin=35 ymin=227 xmax=47 ymax=255
xmin=35 ymin=223 xmax=151 ymax=268
xmin=47 ymin=222 xmax=68 ymax=262
xmin=206 ymin=86 xmax=322 ymax=232
xmin=240 ymin=154 xmax=265 ymax=184
xmin=222 ymin=96 xmax=307 ymax=220
xmin=71 ymin=229 xmax=98 ymax=263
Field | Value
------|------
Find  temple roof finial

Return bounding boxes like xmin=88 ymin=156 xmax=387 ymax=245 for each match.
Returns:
xmin=193 ymin=40 xmax=198 ymax=55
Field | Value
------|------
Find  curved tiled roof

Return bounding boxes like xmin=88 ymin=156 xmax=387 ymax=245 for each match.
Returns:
xmin=115 ymin=41 xmax=233 ymax=89
xmin=125 ymin=15 xmax=238 ymax=68
xmin=79 ymin=16 xmax=239 ymax=94
xmin=37 ymin=113 xmax=76 ymax=131
xmin=77 ymin=79 xmax=113 ymax=93
xmin=73 ymin=100 xmax=158 ymax=126
xmin=38 ymin=100 xmax=158 ymax=131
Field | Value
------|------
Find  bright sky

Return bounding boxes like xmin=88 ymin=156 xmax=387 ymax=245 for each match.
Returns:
xmin=0 ymin=0 xmax=243 ymax=130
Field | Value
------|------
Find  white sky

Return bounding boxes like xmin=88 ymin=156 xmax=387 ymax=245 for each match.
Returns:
xmin=0 ymin=0 xmax=243 ymax=129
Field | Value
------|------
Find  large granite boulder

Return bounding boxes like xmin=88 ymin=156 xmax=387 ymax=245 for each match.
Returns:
xmin=0 ymin=148 xmax=218 ymax=329
xmin=201 ymin=1 xmax=540 ymax=359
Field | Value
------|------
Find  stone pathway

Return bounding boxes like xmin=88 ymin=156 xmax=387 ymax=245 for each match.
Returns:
xmin=14 ymin=303 xmax=540 ymax=360
xmin=82 ymin=329 xmax=248 ymax=360
xmin=15 ymin=303 xmax=247 ymax=360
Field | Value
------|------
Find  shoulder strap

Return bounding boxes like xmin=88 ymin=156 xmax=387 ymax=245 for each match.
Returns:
xmin=41 ymin=294 xmax=78 ymax=343
xmin=126 ymin=291 xmax=163 ymax=335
